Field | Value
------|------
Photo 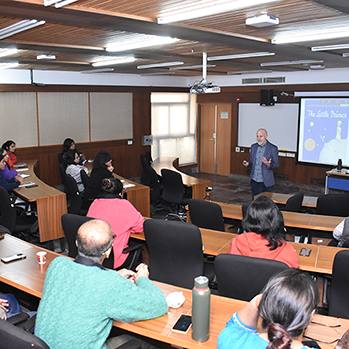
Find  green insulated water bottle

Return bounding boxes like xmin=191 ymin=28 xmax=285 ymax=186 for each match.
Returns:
xmin=192 ymin=276 xmax=210 ymax=342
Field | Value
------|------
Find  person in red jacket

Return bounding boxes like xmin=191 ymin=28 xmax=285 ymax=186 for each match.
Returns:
xmin=228 ymin=195 xmax=299 ymax=268
xmin=2 ymin=140 xmax=17 ymax=170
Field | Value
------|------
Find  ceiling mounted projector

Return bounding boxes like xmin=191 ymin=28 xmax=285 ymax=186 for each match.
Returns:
xmin=245 ymin=14 xmax=279 ymax=27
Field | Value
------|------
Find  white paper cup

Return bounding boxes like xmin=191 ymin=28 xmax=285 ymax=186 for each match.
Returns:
xmin=36 ymin=251 xmax=47 ymax=264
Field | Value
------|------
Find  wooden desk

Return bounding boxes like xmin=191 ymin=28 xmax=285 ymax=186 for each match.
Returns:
xmin=13 ymin=160 xmax=67 ymax=242
xmin=256 ymin=192 xmax=318 ymax=208
xmin=152 ymin=157 xmax=211 ymax=200
xmin=214 ymin=201 xmax=343 ymax=232
xmin=0 ymin=234 xmax=62 ymax=298
xmin=0 ymin=234 xmax=346 ymax=349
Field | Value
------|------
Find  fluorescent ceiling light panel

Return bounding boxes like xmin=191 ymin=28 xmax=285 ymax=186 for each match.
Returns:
xmin=81 ymin=68 xmax=115 ymax=73
xmin=0 ymin=62 xmax=19 ymax=69
xmin=157 ymin=0 xmax=278 ymax=24
xmin=37 ymin=54 xmax=56 ymax=60
xmin=260 ymin=60 xmax=323 ymax=67
xmin=309 ymin=65 xmax=325 ymax=69
xmin=44 ymin=0 xmax=78 ymax=7
xmin=227 ymin=69 xmax=273 ymax=75
xmin=106 ymin=35 xmax=179 ymax=52
xmin=342 ymin=53 xmax=349 ymax=58
xmin=0 ymin=48 xmax=18 ymax=58
xmin=137 ymin=61 xmax=184 ymax=69
xmin=141 ymin=72 xmax=176 ymax=76
xmin=245 ymin=14 xmax=279 ymax=27
xmin=0 ymin=20 xmax=45 ymax=40
xmin=208 ymin=52 xmax=275 ymax=61
xmin=272 ymin=28 xmax=349 ymax=44
xmin=312 ymin=44 xmax=349 ymax=51
xmin=92 ymin=57 xmax=136 ymax=67
xmin=170 ymin=64 xmax=216 ymax=70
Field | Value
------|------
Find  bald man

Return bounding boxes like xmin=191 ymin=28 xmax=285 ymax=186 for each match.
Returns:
xmin=243 ymin=128 xmax=279 ymax=197
xmin=35 ymin=220 xmax=168 ymax=349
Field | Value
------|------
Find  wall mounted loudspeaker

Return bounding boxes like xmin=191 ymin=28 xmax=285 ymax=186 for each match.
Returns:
xmin=260 ymin=89 xmax=274 ymax=106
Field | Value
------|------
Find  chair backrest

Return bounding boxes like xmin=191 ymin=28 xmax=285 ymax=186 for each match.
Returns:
xmin=282 ymin=192 xmax=304 ymax=212
xmin=145 ymin=165 xmax=162 ymax=203
xmin=61 ymin=213 xmax=93 ymax=257
xmin=144 ymin=219 xmax=204 ymax=288
xmin=316 ymin=194 xmax=349 ymax=217
xmin=215 ymin=254 xmax=289 ymax=301
xmin=140 ymin=154 xmax=151 ymax=186
xmin=188 ymin=199 xmax=224 ymax=231
xmin=0 ymin=318 xmax=50 ymax=349
xmin=58 ymin=163 xmax=67 ymax=189
xmin=0 ymin=186 xmax=17 ymax=233
xmin=145 ymin=151 xmax=153 ymax=164
xmin=65 ymin=174 xmax=82 ymax=214
xmin=328 ymin=250 xmax=349 ymax=319
xmin=161 ymin=169 xmax=185 ymax=205
xmin=80 ymin=169 xmax=90 ymax=189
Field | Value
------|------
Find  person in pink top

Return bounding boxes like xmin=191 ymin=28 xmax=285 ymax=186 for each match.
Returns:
xmin=227 ymin=196 xmax=299 ymax=268
xmin=87 ymin=177 xmax=144 ymax=269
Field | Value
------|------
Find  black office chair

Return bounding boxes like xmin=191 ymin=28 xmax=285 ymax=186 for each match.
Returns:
xmin=161 ymin=169 xmax=189 ymax=221
xmin=143 ymin=219 xmax=214 ymax=289
xmin=188 ymin=199 xmax=224 ymax=231
xmin=145 ymin=151 xmax=153 ymax=164
xmin=140 ymin=154 xmax=151 ymax=186
xmin=215 ymin=254 xmax=289 ymax=301
xmin=316 ymin=194 xmax=349 ymax=217
xmin=65 ymin=174 xmax=87 ymax=215
xmin=327 ymin=250 xmax=349 ymax=319
xmin=58 ymin=163 xmax=68 ymax=192
xmin=282 ymin=192 xmax=304 ymax=212
xmin=0 ymin=187 xmax=38 ymax=241
xmin=0 ymin=317 xmax=50 ymax=349
xmin=61 ymin=213 xmax=143 ymax=271
xmin=80 ymin=169 xmax=90 ymax=190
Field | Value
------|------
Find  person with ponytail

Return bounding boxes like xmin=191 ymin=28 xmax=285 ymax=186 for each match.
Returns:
xmin=87 ymin=177 xmax=144 ymax=269
xmin=217 ymin=269 xmax=319 ymax=349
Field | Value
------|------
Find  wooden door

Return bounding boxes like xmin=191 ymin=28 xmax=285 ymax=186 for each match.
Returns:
xmin=199 ymin=104 xmax=215 ymax=174
xmin=216 ymin=105 xmax=232 ymax=176
xmin=199 ymin=104 xmax=232 ymax=176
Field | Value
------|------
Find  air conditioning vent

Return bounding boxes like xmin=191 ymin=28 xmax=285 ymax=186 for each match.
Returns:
xmin=242 ymin=78 xmax=262 ymax=84
xmin=263 ymin=77 xmax=285 ymax=83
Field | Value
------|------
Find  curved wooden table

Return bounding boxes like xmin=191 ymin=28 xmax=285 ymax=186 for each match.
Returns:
xmin=152 ymin=157 xmax=211 ymax=200
xmin=0 ymin=234 xmax=346 ymax=349
xmin=13 ymin=160 xmax=67 ymax=242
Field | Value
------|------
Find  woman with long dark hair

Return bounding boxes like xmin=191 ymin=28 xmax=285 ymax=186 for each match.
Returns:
xmin=218 ymin=269 xmax=319 ymax=349
xmin=227 ymin=195 xmax=299 ymax=268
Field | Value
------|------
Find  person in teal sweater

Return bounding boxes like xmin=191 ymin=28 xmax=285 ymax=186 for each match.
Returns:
xmin=35 ymin=219 xmax=168 ymax=349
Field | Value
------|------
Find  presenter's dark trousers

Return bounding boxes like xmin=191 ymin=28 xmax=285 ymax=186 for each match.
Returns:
xmin=251 ymin=180 xmax=270 ymax=198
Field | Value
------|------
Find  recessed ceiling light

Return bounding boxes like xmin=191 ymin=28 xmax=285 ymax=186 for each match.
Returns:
xmin=92 ymin=57 xmax=136 ymax=67
xmin=137 ymin=62 xmax=184 ymax=69
xmin=157 ymin=0 xmax=279 ymax=24
xmin=208 ymin=52 xmax=275 ymax=61
xmin=227 ymin=69 xmax=273 ymax=75
xmin=0 ymin=20 xmax=45 ymax=40
xmin=37 ymin=54 xmax=56 ymax=60
xmin=169 ymin=64 xmax=216 ymax=70
xmin=0 ymin=62 xmax=19 ymax=70
xmin=0 ymin=48 xmax=18 ymax=58
xmin=106 ymin=36 xmax=179 ymax=52
xmin=81 ymin=68 xmax=115 ymax=73
xmin=312 ymin=44 xmax=349 ymax=51
xmin=260 ymin=60 xmax=323 ymax=67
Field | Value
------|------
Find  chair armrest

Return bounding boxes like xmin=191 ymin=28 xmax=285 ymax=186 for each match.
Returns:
xmin=113 ymin=340 xmax=141 ymax=349
xmin=22 ymin=313 xmax=36 ymax=332
xmin=122 ymin=244 xmax=143 ymax=254
xmin=6 ymin=312 xmax=29 ymax=325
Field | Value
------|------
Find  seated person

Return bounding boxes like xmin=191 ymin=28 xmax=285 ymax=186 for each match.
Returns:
xmin=329 ymin=217 xmax=349 ymax=247
xmin=87 ymin=178 xmax=144 ymax=269
xmin=2 ymin=140 xmax=17 ymax=170
xmin=0 ymin=148 xmax=19 ymax=180
xmin=218 ymin=268 xmax=318 ymax=349
xmin=227 ymin=196 xmax=299 ymax=268
xmin=59 ymin=138 xmax=85 ymax=165
xmin=35 ymin=219 xmax=168 ymax=349
xmin=83 ymin=151 xmax=114 ymax=207
xmin=0 ymin=152 xmax=22 ymax=191
xmin=65 ymin=149 xmax=89 ymax=192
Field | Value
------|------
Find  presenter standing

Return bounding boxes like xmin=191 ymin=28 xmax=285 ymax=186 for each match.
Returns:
xmin=243 ymin=128 xmax=279 ymax=197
